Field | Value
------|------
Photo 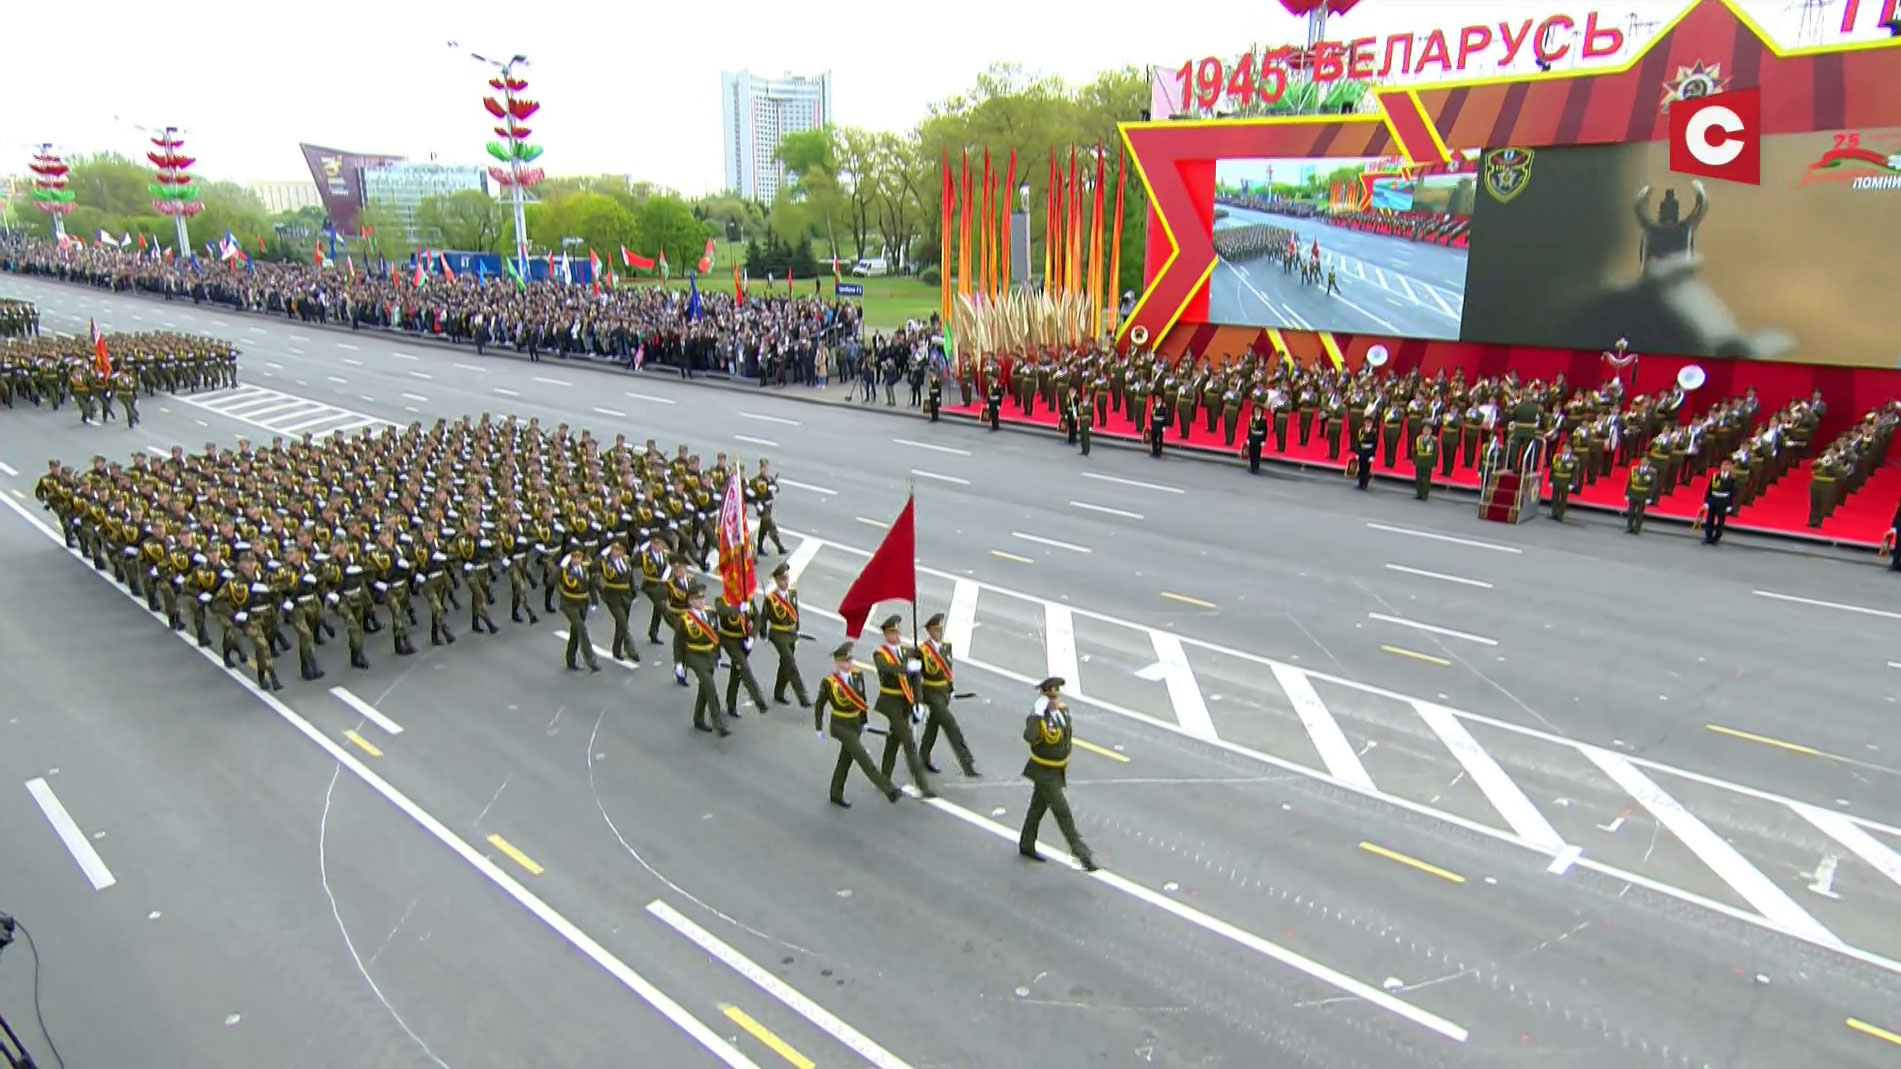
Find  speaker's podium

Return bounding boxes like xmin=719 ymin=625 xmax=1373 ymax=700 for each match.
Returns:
xmin=1478 ymin=441 xmax=1543 ymax=525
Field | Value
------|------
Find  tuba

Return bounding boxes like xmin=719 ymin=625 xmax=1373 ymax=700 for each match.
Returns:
xmin=1130 ymin=324 xmax=1150 ymax=348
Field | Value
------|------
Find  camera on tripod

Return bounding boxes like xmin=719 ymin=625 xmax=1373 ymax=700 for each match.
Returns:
xmin=0 ymin=911 xmax=45 ymax=1069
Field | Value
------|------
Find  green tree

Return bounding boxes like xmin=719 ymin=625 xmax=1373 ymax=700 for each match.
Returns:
xmin=415 ymin=189 xmax=507 ymax=252
xmin=67 ymin=154 xmax=153 ymax=217
xmin=634 ymin=194 xmax=710 ymax=273
xmin=527 ymin=191 xmax=641 ymax=260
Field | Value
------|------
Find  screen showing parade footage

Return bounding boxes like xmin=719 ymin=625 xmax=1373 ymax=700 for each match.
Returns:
xmin=1209 ymin=153 xmax=1479 ymax=341
xmin=1460 ymin=127 xmax=1901 ymax=366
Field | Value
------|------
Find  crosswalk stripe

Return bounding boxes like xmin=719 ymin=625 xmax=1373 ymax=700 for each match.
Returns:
xmin=1793 ymin=803 xmax=1901 ymax=891
xmin=1584 ymin=748 xmax=1839 ymax=945
xmin=1271 ymin=663 xmax=1374 ymax=790
xmin=1044 ymin=604 xmax=1079 ymax=692
xmin=278 ymin=412 xmax=350 ymax=434
xmin=1414 ymin=700 xmax=1564 ymax=853
xmin=1149 ymin=632 xmax=1216 ymax=740
xmin=945 ymin=580 xmax=980 ymax=662
xmin=782 ymin=538 xmax=823 ymax=585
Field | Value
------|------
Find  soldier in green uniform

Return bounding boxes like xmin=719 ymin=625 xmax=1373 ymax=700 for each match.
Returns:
xmin=330 ymin=540 xmax=373 ymax=670
xmin=453 ymin=520 xmax=500 ymax=635
xmin=1625 ymin=457 xmax=1659 ymax=534
xmin=748 ymin=460 xmax=788 ymax=555
xmin=1411 ymin=424 xmax=1439 ymax=500
xmin=557 ymin=544 xmax=601 ymax=672
xmin=1437 ymin=408 xmax=1461 ymax=478
xmin=498 ymin=510 xmax=539 ymax=625
xmin=1244 ymin=406 xmax=1268 ymax=474
xmin=218 ymin=553 xmax=283 ymax=691
xmin=675 ymin=583 xmax=729 ymax=736
xmin=1078 ymin=389 xmax=1094 ymax=457
xmin=760 ymin=561 xmax=809 ymax=707
xmin=1702 ymin=458 xmax=1738 ymax=544
xmin=715 ymin=592 xmax=768 ymax=717
xmin=1548 ymin=443 xmax=1580 ymax=521
xmin=916 ymin=613 xmax=977 ymax=776
xmin=1380 ymin=400 xmax=1405 ymax=470
xmin=114 ymin=365 xmax=141 ymax=427
xmin=1018 ymin=677 xmax=1098 ymax=870
xmin=596 ymin=541 xmax=637 ymax=660
xmin=1808 ymin=451 xmax=1842 ymax=528
xmin=283 ymin=545 xmax=327 ymax=681
xmin=814 ymin=643 xmax=900 ymax=806
xmin=639 ymin=534 xmax=671 ymax=643
xmin=871 ymin=615 xmax=935 ymax=796
xmin=370 ymin=530 xmax=417 ymax=657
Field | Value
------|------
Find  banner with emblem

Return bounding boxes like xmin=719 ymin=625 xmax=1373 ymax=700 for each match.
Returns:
xmin=1481 ymin=148 xmax=1535 ymax=204
xmin=716 ymin=470 xmax=756 ymax=607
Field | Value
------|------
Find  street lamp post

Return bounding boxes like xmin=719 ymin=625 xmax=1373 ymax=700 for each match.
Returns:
xmin=462 ymin=48 xmax=542 ymax=282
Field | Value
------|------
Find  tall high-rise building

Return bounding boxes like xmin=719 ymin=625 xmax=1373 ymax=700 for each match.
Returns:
xmin=720 ymin=70 xmax=832 ymax=205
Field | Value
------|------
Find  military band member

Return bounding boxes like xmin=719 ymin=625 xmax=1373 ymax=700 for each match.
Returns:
xmin=1548 ymin=443 xmax=1580 ymax=521
xmin=917 ymin=613 xmax=977 ymax=776
xmin=761 ymin=561 xmax=810 ymax=707
xmin=558 ymin=545 xmax=601 ymax=672
xmin=597 ymin=542 xmax=638 ymax=660
xmin=1625 ymin=457 xmax=1659 ymax=534
xmin=1018 ymin=677 xmax=1097 ymax=870
xmin=1702 ymin=457 xmax=1738 ymax=545
xmin=676 ymin=583 xmax=729 ymax=736
xmin=1354 ymin=420 xmax=1379 ymax=491
xmin=1148 ymin=395 xmax=1171 ymax=459
xmin=716 ymin=593 xmax=769 ymax=717
xmin=926 ymin=369 xmax=943 ymax=422
xmin=871 ymin=615 xmax=935 ymax=796
xmin=1078 ymin=391 xmax=1095 ymax=457
xmin=1244 ymin=406 xmax=1268 ymax=474
xmin=1411 ymin=423 xmax=1439 ymax=501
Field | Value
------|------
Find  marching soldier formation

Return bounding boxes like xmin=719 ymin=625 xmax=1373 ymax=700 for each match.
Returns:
xmin=4 ymin=330 xmax=236 ymax=419
xmin=0 ymin=297 xmax=39 ymax=339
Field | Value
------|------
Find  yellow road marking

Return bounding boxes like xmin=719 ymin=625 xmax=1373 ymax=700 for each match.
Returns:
xmin=854 ymin=516 xmax=889 ymax=529
xmin=1074 ymin=738 xmax=1132 ymax=763
xmin=342 ymin=730 xmax=383 ymax=758
xmin=1359 ymin=841 xmax=1466 ymax=884
xmin=1381 ymin=644 xmax=1451 ymax=667
xmin=1848 ymin=1017 xmax=1901 ymax=1048
xmin=990 ymin=549 xmax=1034 ymax=563
xmin=9 ymin=489 xmax=24 ymax=500
xmin=720 ymin=1004 xmax=816 ymax=1069
xmin=1706 ymin=722 xmax=1823 ymax=757
xmin=486 ymin=834 xmax=544 ymax=876
xmin=1160 ymin=591 xmax=1217 ymax=610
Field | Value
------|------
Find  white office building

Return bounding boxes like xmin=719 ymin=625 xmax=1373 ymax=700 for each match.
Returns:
xmin=720 ymin=70 xmax=832 ymax=205
xmin=360 ymin=163 xmax=488 ymax=242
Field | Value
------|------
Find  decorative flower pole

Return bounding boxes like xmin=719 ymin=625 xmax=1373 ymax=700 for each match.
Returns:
xmin=28 ymin=145 xmax=76 ymax=241
xmin=147 ymin=128 xmax=203 ymax=257
xmin=481 ymin=59 xmax=544 ymax=280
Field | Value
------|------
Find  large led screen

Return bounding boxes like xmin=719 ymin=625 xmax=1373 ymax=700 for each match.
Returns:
xmin=1208 ymin=153 xmax=1478 ymax=341
xmin=1461 ymin=128 xmax=1901 ymax=367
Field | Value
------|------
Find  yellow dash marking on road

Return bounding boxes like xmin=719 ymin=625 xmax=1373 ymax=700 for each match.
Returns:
xmin=720 ymin=1004 xmax=816 ymax=1069
xmin=1359 ymin=842 xmax=1466 ymax=884
xmin=342 ymin=730 xmax=383 ymax=757
xmin=1706 ymin=723 xmax=1823 ymax=757
xmin=486 ymin=834 xmax=545 ymax=876
xmin=1848 ymin=1017 xmax=1901 ymax=1048
xmin=1074 ymin=738 xmax=1132 ymax=763
xmin=1381 ymin=644 xmax=1451 ymax=667
xmin=1160 ymin=591 xmax=1217 ymax=610
xmin=989 ymin=549 xmax=1034 ymax=563
xmin=9 ymin=490 xmax=24 ymax=500
xmin=854 ymin=516 xmax=890 ymax=529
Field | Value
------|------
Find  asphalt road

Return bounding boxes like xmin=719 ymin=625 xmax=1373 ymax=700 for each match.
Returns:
xmin=4 ymin=273 xmax=1901 ymax=1067
xmin=1210 ymin=206 xmax=1468 ymax=341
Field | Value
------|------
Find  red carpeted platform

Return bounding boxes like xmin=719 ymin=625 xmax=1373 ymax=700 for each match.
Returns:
xmin=947 ymin=397 xmax=1895 ymax=548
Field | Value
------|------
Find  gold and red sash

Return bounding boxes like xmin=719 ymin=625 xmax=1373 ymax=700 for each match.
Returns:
xmin=768 ymin=589 xmax=797 ymax=624
xmin=830 ymin=672 xmax=869 ymax=713
xmin=684 ymin=611 xmax=715 ymax=643
xmin=920 ymin=640 xmax=952 ymax=686
xmin=875 ymin=645 xmax=915 ymax=702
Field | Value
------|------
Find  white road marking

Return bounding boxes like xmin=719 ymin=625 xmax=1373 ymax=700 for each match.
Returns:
xmin=1149 ymin=633 xmax=1217 ymax=740
xmin=288 ymin=348 xmax=304 ymax=355
xmin=25 ymin=778 xmax=116 ymax=891
xmin=144 ymin=446 xmax=169 ymax=458
xmin=1367 ymin=613 xmax=1498 ymax=646
xmin=1271 ymin=664 xmax=1374 ymax=790
xmin=893 ymin=437 xmax=971 ymax=456
xmin=327 ymin=376 xmax=349 ymax=384
xmin=329 ymin=686 xmax=406 ymax=736
xmin=626 ymin=391 xmax=676 ymax=405
xmin=264 ymin=361 xmax=284 ymax=370
xmin=1012 ymin=531 xmax=1091 ymax=554
xmin=337 ymin=343 xmax=359 ymax=350
xmin=782 ymin=538 xmax=824 ymax=584
xmin=1069 ymin=500 xmax=1144 ymax=520
xmin=494 ymin=387 xmax=521 ymax=397
xmin=1414 ymin=700 xmax=1563 ymax=852
xmin=401 ymin=393 xmax=428 ymax=402
xmin=593 ymin=407 xmax=626 ymax=418
xmin=1546 ymin=844 xmax=1584 ymax=876
xmin=289 ymin=335 xmax=310 ymax=342
xmin=919 ymin=796 xmax=1468 ymax=1043
xmin=740 ymin=412 xmax=801 ymax=427
xmin=1794 ymin=803 xmax=1901 ymax=891
xmin=1081 ymin=471 xmax=1184 ymax=494
xmin=0 ymin=497 xmax=760 ymax=1068
xmin=454 ymin=363 xmax=483 ymax=372
xmin=945 ymin=579 xmax=980 ymax=660
xmin=390 ymin=352 xmax=418 ymax=361
xmin=343 ymin=358 xmax=363 ymax=367
xmin=279 ymin=413 xmax=349 ymax=434
xmin=1365 ymin=522 xmax=1522 ymax=554
xmin=910 ymin=469 xmax=969 ymax=485
xmin=404 ymin=406 xmax=421 ymax=414
xmin=1890 ymin=662 xmax=1901 ymax=670
xmin=1384 ymin=564 xmax=1493 ymax=589
xmin=1583 ymin=748 xmax=1839 ymax=946
xmin=1045 ymin=604 xmax=1080 ymax=691
xmin=408 ymin=371 xmax=433 ymax=381
xmin=1753 ymin=590 xmax=1901 ymax=622
xmin=0 ymin=462 xmax=17 ymax=477
xmin=780 ymin=479 xmax=837 ymax=496
xmin=534 ymin=376 xmax=572 ymax=387
xmin=733 ymin=434 xmax=778 ymax=448
xmin=247 ymin=326 xmax=265 ymax=334
xmin=647 ymin=901 xmax=914 ymax=1069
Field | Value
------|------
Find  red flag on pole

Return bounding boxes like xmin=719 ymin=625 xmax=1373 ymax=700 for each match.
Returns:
xmin=717 ymin=470 xmax=757 ymax=608
xmin=836 ymin=495 xmax=916 ymax=638
xmin=90 ymin=318 xmax=112 ymax=378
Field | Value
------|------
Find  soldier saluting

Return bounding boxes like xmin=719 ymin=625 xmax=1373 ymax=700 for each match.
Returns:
xmin=813 ymin=643 xmax=900 ymax=807
xmin=1018 ymin=677 xmax=1097 ymax=870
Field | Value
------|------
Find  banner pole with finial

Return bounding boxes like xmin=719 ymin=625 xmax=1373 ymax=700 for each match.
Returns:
xmin=907 ymin=474 xmax=922 ymax=716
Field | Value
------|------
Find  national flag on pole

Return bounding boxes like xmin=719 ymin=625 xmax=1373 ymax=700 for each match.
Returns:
xmin=89 ymin=319 xmax=112 ymax=378
xmin=136 ymin=233 xmax=148 ymax=252
xmin=504 ymin=257 xmax=526 ymax=290
xmin=440 ymin=253 xmax=457 ymax=284
xmin=257 ymin=235 xmax=267 ymax=255
xmin=836 ymin=494 xmax=917 ymax=638
xmin=412 ymin=258 xmax=426 ymax=288
xmin=832 ymin=258 xmax=842 ymax=283
xmin=96 ymin=229 xmax=113 ymax=247
xmin=787 ymin=267 xmax=794 ymax=292
xmin=696 ymin=239 xmax=716 ymax=274
xmin=346 ymin=255 xmax=356 ymax=279
xmin=163 ymin=246 xmax=174 ymax=263
xmin=716 ymin=469 xmax=757 ymax=608
xmin=620 ymin=246 xmax=656 ymax=271
xmin=315 ymin=246 xmax=327 ymax=268
xmin=734 ymin=263 xmax=746 ymax=305
xmin=658 ymin=250 xmax=670 ymax=279
xmin=688 ymin=272 xmax=704 ymax=321
xmin=589 ymin=249 xmax=603 ymax=295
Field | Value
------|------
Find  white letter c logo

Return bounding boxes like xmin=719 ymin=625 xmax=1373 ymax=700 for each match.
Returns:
xmin=1687 ymin=105 xmax=1745 ymax=166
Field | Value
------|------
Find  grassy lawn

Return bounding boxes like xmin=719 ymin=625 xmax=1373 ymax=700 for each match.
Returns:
xmin=635 ymin=241 xmax=941 ymax=331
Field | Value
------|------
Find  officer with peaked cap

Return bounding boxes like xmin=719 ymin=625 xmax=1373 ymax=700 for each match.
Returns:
xmin=917 ymin=611 xmax=977 ymax=777
xmin=871 ymin=614 xmax=934 ymax=797
xmin=1019 ymin=676 xmax=1098 ymax=870
xmin=813 ymin=642 xmax=900 ymax=807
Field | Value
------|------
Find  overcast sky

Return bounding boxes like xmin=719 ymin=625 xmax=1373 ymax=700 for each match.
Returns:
xmin=4 ymin=0 xmax=1875 ymax=195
